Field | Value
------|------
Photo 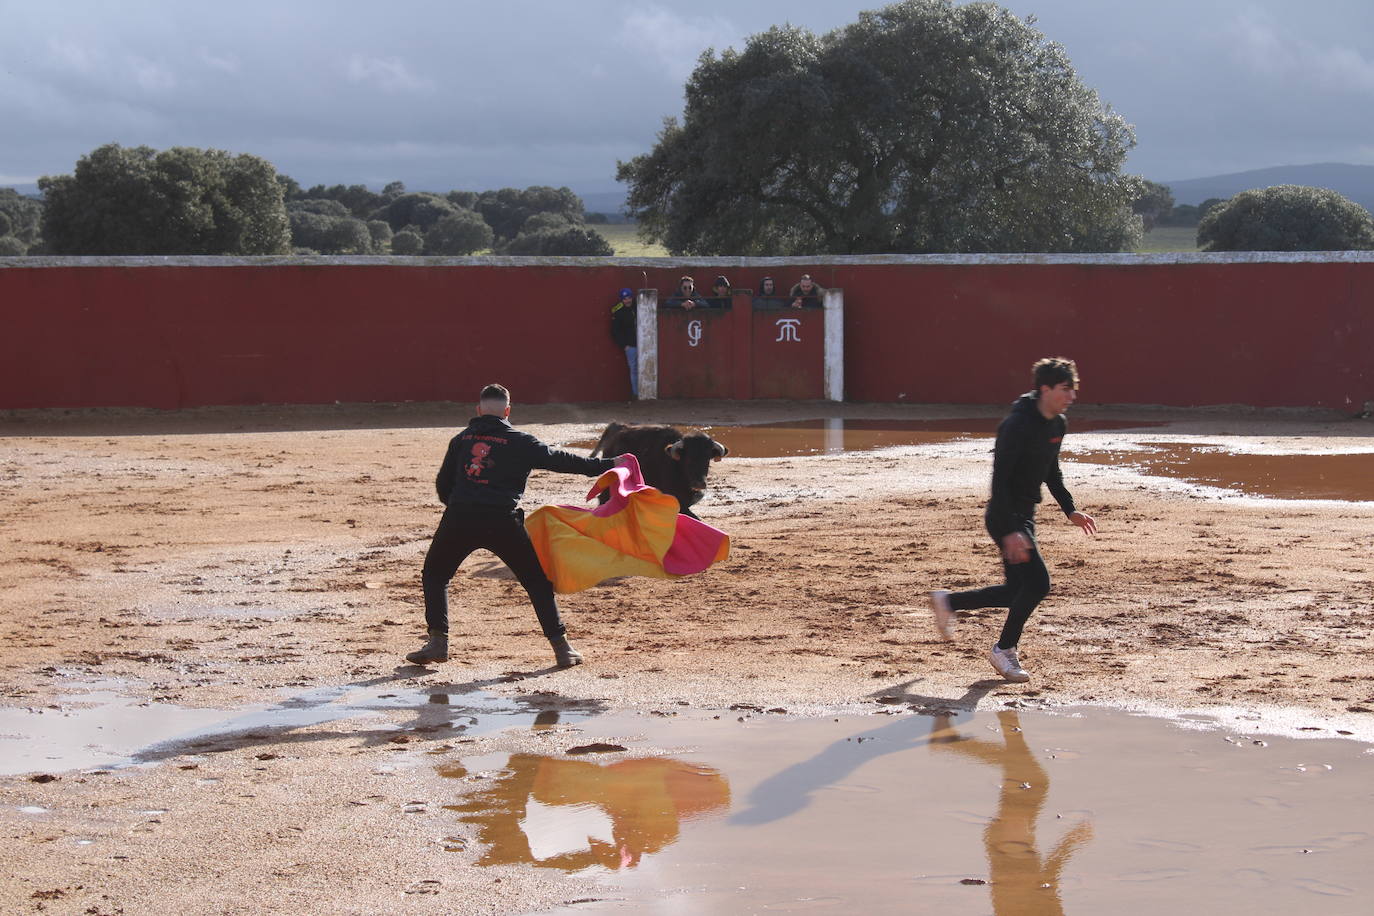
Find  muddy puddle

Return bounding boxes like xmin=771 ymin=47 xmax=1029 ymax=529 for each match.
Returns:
xmin=0 ymin=679 xmax=603 ymax=775
xmin=436 ymin=705 xmax=1373 ymax=914
xmin=573 ymin=418 xmax=1165 ymax=458
xmin=1070 ymin=444 xmax=1374 ymax=502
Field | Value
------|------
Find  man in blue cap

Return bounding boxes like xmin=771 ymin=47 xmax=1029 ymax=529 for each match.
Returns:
xmin=610 ymin=287 xmax=638 ymax=398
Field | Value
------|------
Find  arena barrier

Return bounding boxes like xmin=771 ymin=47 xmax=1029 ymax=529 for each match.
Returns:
xmin=1 ymin=253 xmax=1369 ymax=410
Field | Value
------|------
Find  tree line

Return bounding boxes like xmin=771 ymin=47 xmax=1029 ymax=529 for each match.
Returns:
xmin=1131 ymin=178 xmax=1373 ymax=249
xmin=4 ymin=1 xmax=1372 ymax=258
xmin=1 ymin=143 xmax=613 ymax=257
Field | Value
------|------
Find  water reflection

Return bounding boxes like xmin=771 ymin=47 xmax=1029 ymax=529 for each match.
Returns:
xmin=571 ymin=417 xmax=1163 ymax=459
xmin=442 ymin=748 xmax=730 ymax=872
xmin=1069 ymin=445 xmax=1374 ymax=502
xmin=931 ymin=711 xmax=1093 ymax=915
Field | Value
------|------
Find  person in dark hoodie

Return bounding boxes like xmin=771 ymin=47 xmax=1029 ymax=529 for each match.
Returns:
xmin=406 ymin=383 xmax=620 ymax=668
xmin=928 ymin=357 xmax=1097 ymax=682
xmin=610 ymin=287 xmax=638 ymax=398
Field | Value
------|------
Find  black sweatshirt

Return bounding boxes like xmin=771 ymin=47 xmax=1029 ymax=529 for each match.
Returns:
xmin=610 ymin=300 xmax=637 ymax=348
xmin=984 ymin=393 xmax=1077 ymax=539
xmin=435 ymin=414 xmax=614 ymax=510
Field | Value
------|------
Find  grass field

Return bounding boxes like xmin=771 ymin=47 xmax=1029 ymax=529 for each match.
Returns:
xmin=595 ymin=221 xmax=1200 ymax=257
xmin=1133 ymin=224 xmax=1200 ymax=253
xmin=596 ymin=222 xmax=670 ymax=257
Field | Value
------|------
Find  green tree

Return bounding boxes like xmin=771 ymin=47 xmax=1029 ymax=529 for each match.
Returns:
xmin=0 ymin=189 xmax=44 ymax=246
xmin=1132 ymin=180 xmax=1175 ymax=232
xmin=500 ymin=225 xmax=613 ymax=256
xmin=474 ymin=186 xmax=585 ymax=241
xmin=520 ymin=211 xmax=574 ymax=234
xmin=618 ymin=0 xmax=1141 ymax=254
xmin=423 ymin=210 xmax=494 ymax=255
xmin=286 ymin=203 xmax=375 ymax=254
xmin=366 ymin=219 xmax=393 ymax=250
xmin=0 ymin=235 xmax=25 ymax=256
xmin=301 ymin=183 xmax=385 ymax=218
xmin=391 ymin=228 xmax=425 ymax=255
xmin=370 ymin=192 xmax=461 ymax=232
xmin=39 ymin=143 xmax=290 ymax=255
xmin=446 ymin=190 xmax=479 ymax=210
xmin=1197 ymin=185 xmax=1374 ymax=251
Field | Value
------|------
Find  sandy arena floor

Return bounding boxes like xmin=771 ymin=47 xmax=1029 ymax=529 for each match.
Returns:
xmin=1 ymin=399 xmax=1371 ymax=913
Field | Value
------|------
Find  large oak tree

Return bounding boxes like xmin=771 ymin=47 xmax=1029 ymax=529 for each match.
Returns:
xmin=40 ymin=143 xmax=291 ymax=255
xmin=618 ymin=0 xmax=1142 ymax=255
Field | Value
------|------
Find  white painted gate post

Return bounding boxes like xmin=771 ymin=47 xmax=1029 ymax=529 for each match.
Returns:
xmin=637 ymin=288 xmax=658 ymax=400
xmin=823 ymin=288 xmax=844 ymax=401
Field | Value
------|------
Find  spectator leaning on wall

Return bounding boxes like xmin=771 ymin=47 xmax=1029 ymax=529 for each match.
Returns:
xmin=611 ymin=287 xmax=638 ymax=398
xmin=665 ymin=275 xmax=706 ymax=310
xmin=789 ymin=274 xmax=826 ymax=309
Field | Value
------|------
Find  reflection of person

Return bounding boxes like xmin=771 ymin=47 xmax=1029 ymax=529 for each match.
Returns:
xmin=930 ymin=711 xmax=1092 ymax=915
xmin=452 ymin=754 xmax=731 ymax=871
xmin=406 ymin=384 xmax=619 ymax=668
xmin=930 ymin=358 xmax=1097 ymax=682
xmin=610 ymin=287 xmax=638 ymax=398
xmin=788 ymin=273 xmax=826 ymax=308
xmin=665 ymin=275 xmax=706 ymax=310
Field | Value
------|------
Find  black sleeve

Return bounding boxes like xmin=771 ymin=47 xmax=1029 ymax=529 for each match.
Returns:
xmin=524 ymin=433 xmax=615 ymax=477
xmin=434 ymin=438 xmax=459 ymax=504
xmin=985 ymin=416 xmax=1030 ymax=538
xmin=1045 ymin=421 xmax=1076 ymax=517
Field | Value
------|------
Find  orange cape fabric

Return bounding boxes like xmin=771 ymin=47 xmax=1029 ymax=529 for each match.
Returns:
xmin=525 ymin=454 xmax=730 ymax=594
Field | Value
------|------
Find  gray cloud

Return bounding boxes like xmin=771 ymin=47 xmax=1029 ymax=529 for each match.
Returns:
xmin=1 ymin=0 xmax=1371 ymax=194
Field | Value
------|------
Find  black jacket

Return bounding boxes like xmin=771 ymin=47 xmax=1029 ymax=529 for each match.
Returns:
xmin=984 ymin=393 xmax=1076 ymax=539
xmin=610 ymin=300 xmax=637 ymax=348
xmin=436 ymin=414 xmax=613 ymax=510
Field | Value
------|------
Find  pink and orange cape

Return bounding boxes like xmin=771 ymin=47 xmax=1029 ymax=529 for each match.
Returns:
xmin=525 ymin=454 xmax=730 ymax=594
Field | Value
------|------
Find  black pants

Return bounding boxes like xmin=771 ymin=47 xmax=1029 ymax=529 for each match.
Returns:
xmin=421 ymin=505 xmax=564 ymax=639
xmin=948 ymin=519 xmax=1051 ymax=650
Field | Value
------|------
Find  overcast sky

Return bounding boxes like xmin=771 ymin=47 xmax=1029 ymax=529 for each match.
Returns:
xmin=2 ymin=0 xmax=1371 ymax=197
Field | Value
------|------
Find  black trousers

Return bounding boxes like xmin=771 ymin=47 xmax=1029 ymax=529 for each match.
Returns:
xmin=948 ymin=518 xmax=1052 ymax=650
xmin=421 ymin=505 xmax=564 ymax=639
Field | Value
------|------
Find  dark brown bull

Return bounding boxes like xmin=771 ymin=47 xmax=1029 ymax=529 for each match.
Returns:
xmin=589 ymin=422 xmax=728 ymax=517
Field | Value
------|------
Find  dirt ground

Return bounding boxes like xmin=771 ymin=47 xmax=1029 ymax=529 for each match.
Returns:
xmin=1 ymin=399 xmax=1372 ymax=914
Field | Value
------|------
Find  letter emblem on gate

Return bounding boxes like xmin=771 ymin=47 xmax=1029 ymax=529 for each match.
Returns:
xmin=775 ymin=318 xmax=802 ymax=342
xmin=687 ymin=319 xmax=703 ymax=347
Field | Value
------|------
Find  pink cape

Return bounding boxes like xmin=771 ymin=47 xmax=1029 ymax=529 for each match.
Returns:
xmin=525 ymin=454 xmax=730 ymax=594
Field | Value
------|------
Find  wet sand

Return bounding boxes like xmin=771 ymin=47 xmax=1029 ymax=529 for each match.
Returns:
xmin=1 ymin=400 xmax=1372 ymax=913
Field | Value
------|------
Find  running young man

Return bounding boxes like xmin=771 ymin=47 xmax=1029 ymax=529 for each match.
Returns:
xmin=930 ymin=357 xmax=1097 ymax=682
xmin=405 ymin=384 xmax=619 ymax=668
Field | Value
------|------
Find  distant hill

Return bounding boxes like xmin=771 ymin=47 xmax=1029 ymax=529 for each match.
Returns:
xmin=1161 ymin=163 xmax=1374 ymax=212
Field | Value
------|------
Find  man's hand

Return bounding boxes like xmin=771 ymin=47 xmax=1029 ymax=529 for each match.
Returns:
xmin=1068 ymin=511 xmax=1097 ymax=535
xmin=1000 ymin=531 xmax=1032 ymax=564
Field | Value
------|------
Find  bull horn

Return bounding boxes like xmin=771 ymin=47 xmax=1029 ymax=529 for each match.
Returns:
xmin=711 ymin=440 xmax=728 ymax=461
xmin=665 ymin=440 xmax=683 ymax=460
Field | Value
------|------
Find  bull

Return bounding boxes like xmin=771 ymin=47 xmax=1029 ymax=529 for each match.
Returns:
xmin=589 ymin=422 xmax=728 ymax=518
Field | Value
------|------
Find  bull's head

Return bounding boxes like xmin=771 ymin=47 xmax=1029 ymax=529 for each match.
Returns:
xmin=665 ymin=433 xmax=728 ymax=491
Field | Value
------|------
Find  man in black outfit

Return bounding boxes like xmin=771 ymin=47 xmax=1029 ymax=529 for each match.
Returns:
xmin=406 ymin=383 xmax=619 ymax=668
xmin=929 ymin=358 xmax=1097 ymax=682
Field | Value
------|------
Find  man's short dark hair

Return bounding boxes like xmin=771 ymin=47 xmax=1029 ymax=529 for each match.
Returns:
xmin=1032 ymin=357 xmax=1078 ymax=390
xmin=479 ymin=383 xmax=510 ymax=411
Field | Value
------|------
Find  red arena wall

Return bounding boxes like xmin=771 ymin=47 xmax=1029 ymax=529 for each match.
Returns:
xmin=1 ymin=254 xmax=1369 ymax=411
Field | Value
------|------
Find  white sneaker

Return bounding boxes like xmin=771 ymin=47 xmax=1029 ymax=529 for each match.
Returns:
xmin=989 ymin=645 xmax=1030 ymax=682
xmin=929 ymin=590 xmax=956 ymax=640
